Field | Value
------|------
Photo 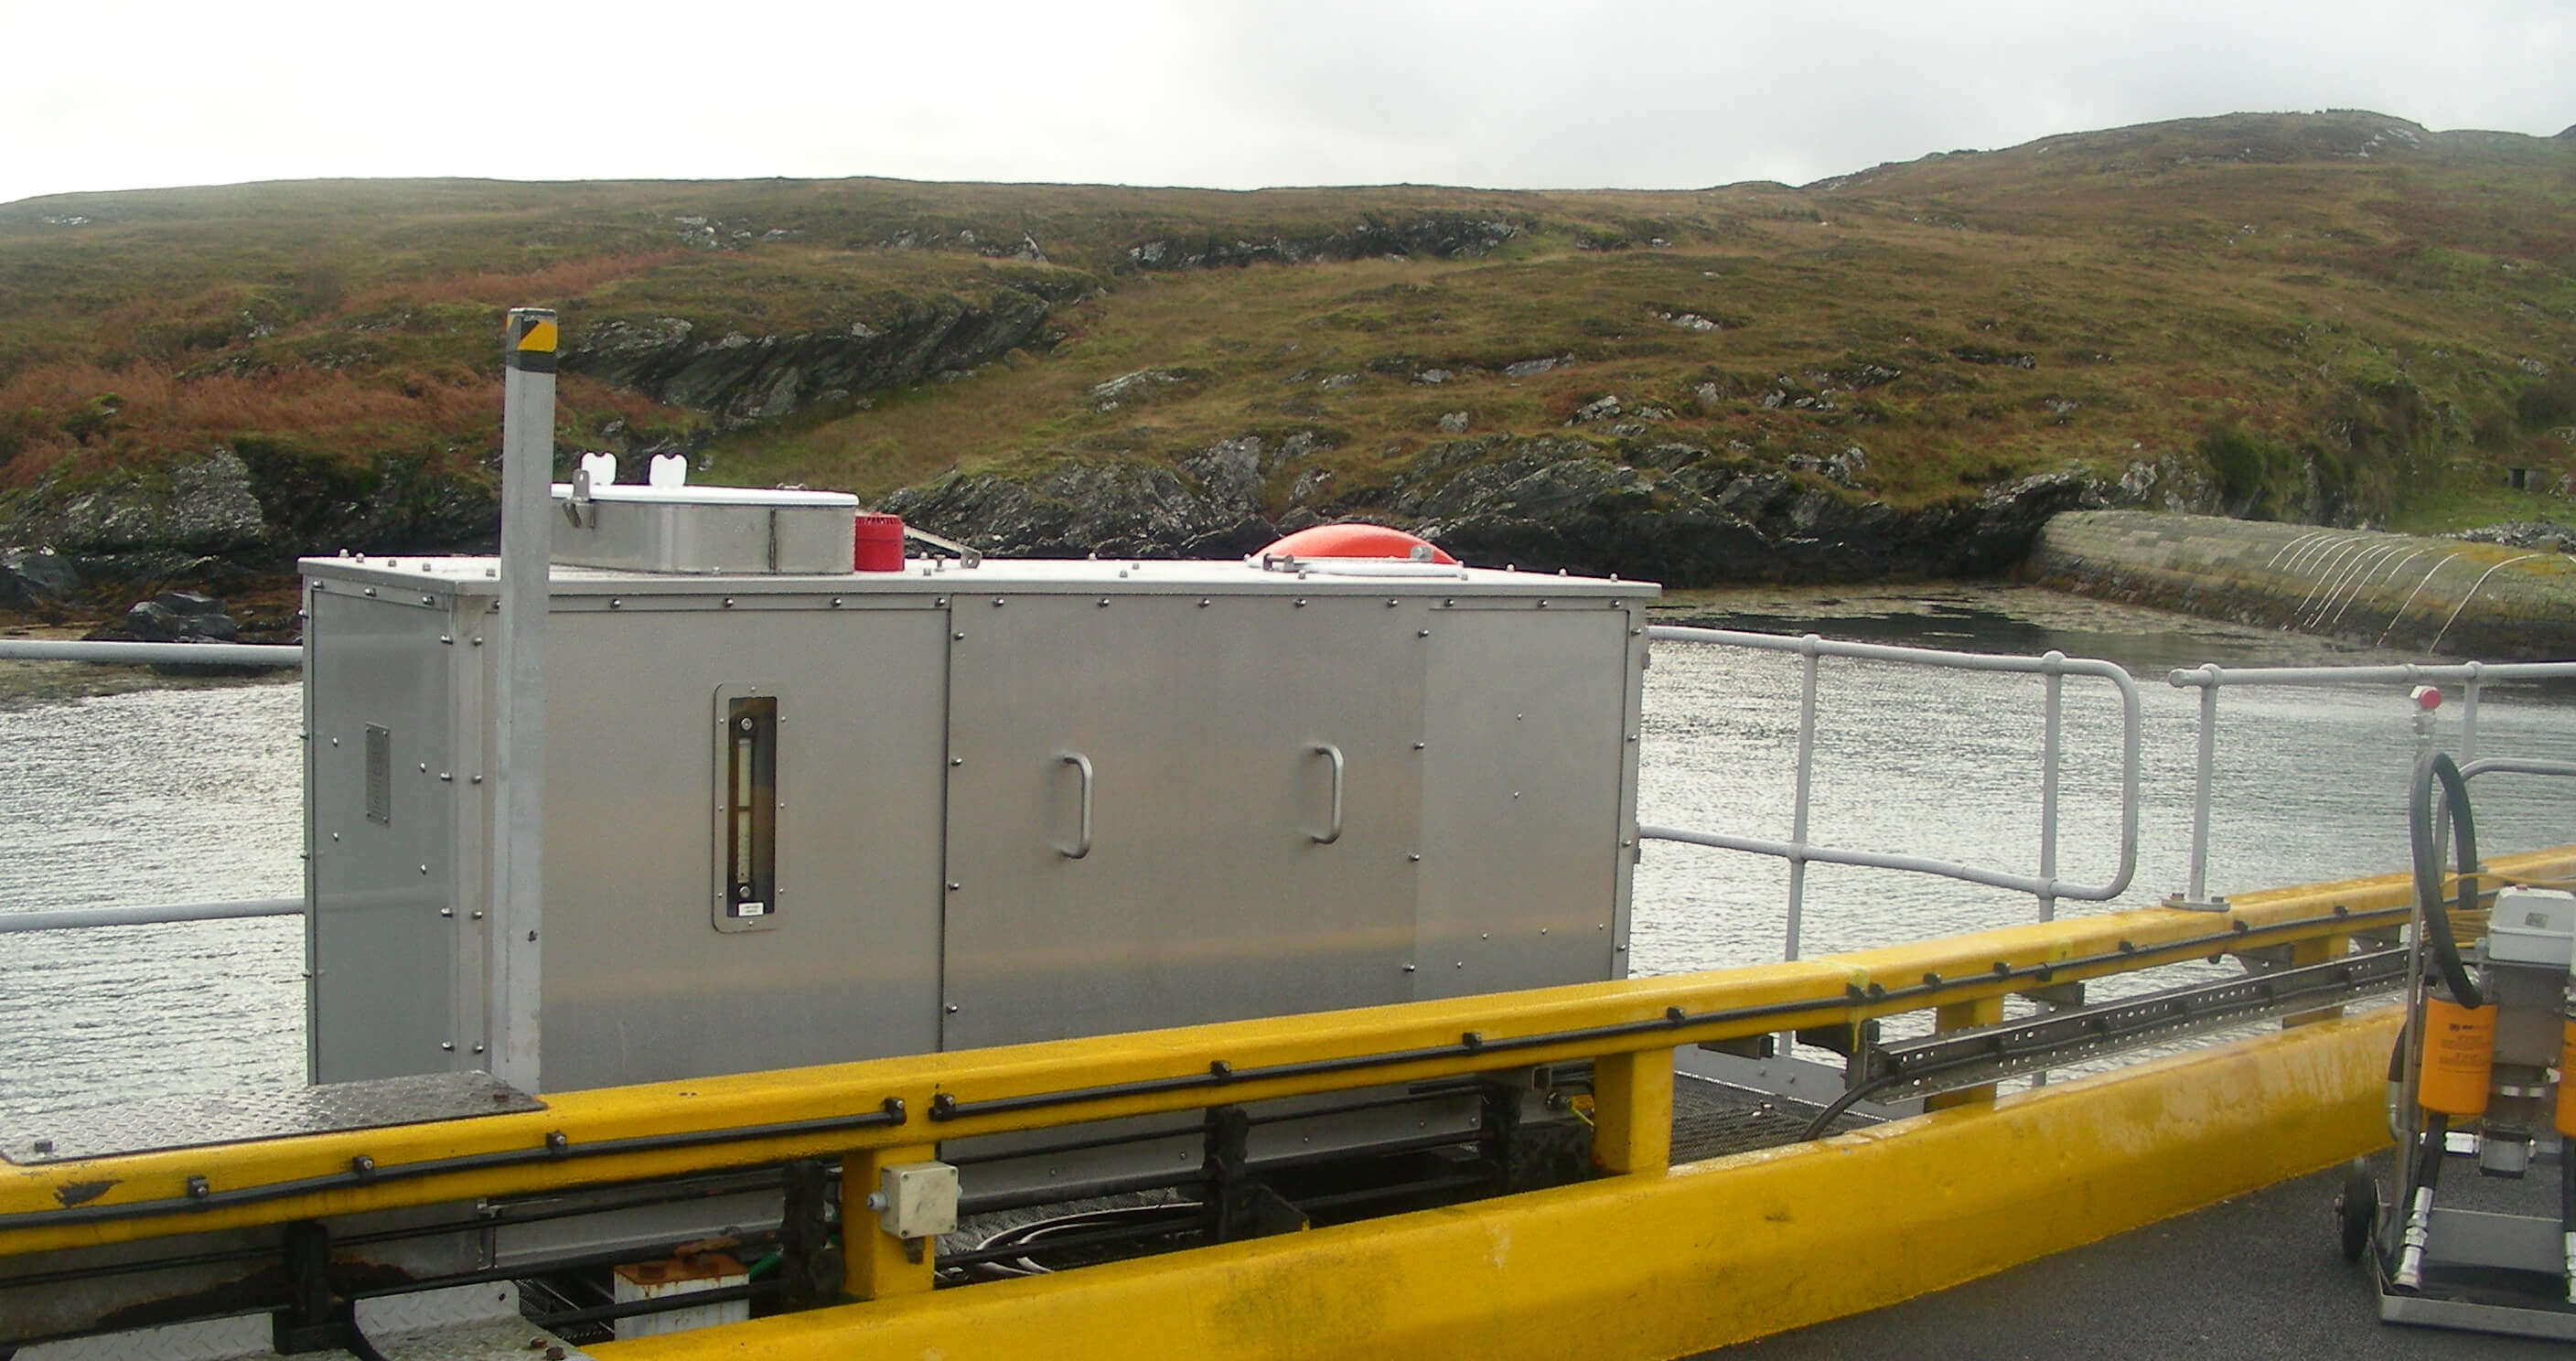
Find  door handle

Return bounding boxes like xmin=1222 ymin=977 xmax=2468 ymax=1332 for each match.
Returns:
xmin=1057 ymin=752 xmax=1093 ymax=859
xmin=1308 ymin=743 xmax=1344 ymax=845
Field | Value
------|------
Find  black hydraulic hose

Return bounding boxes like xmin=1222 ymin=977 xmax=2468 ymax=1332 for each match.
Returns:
xmin=2563 ymin=1150 xmax=2576 ymax=1249
xmin=343 ymin=1323 xmax=392 ymax=1361
xmin=2412 ymin=1112 xmax=2450 ymax=1202
xmin=2409 ymin=751 xmax=2484 ymax=1008
xmin=1798 ymin=1072 xmax=1907 ymax=1141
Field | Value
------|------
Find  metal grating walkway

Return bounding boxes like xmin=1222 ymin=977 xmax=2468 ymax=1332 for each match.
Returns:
xmin=1669 ymin=1073 xmax=1876 ymax=1163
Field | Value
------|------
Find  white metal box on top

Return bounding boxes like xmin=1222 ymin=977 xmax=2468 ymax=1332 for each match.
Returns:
xmin=300 ymin=526 xmax=1654 ymax=1098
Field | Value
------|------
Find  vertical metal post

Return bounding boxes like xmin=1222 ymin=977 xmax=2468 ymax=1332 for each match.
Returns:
xmin=2037 ymin=652 xmax=2063 ymax=923
xmin=1784 ymin=637 xmax=1821 ymax=962
xmin=2185 ymin=676 xmax=2219 ymax=906
xmin=2461 ymin=665 xmax=2483 ymax=766
xmin=491 ymin=307 xmax=554 ymax=1091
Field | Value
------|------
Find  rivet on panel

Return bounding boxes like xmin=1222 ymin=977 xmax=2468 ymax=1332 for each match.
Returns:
xmin=722 ymin=597 xmax=735 ymax=608
xmin=1295 ymin=598 xmax=1308 ymax=607
xmin=950 ymin=756 xmax=964 ymax=766
xmin=1098 ymin=598 xmax=1111 ymax=607
xmin=993 ymin=598 xmax=1007 ymax=607
xmin=831 ymin=597 xmax=844 ymax=607
xmin=609 ymin=599 xmax=623 ymax=609
xmin=1198 ymin=598 xmax=1211 ymax=607
xmin=953 ymin=632 xmax=966 ymax=640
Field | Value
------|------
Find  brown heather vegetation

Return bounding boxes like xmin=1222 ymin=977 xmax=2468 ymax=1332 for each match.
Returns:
xmin=1 ymin=111 xmax=2571 ymax=548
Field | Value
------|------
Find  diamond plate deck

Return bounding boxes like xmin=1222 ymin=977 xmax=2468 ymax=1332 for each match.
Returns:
xmin=1 ymin=1071 xmax=544 ymax=1165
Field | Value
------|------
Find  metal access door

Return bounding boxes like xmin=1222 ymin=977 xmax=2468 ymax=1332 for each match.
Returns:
xmin=939 ymin=593 xmax=1428 ymax=1049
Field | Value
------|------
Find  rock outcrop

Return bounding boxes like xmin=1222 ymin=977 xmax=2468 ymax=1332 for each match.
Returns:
xmin=88 ymin=591 xmax=241 ymax=643
xmin=882 ymin=434 xmax=1326 ymax=561
xmin=564 ymin=286 xmax=1070 ymax=431
xmin=0 ymin=548 xmax=78 ymax=613
xmin=1122 ymin=216 xmax=1525 ymax=272
xmin=0 ymin=445 xmax=495 ymax=591
xmin=886 ymin=432 xmax=2112 ymax=586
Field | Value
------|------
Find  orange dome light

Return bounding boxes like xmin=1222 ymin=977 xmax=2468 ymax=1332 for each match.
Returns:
xmin=1256 ymin=523 xmax=1459 ymax=564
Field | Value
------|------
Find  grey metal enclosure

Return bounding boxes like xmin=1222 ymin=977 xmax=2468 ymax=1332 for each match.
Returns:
xmin=303 ymin=546 xmax=1652 ymax=1101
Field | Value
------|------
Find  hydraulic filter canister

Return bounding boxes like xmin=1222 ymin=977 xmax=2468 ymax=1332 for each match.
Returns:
xmin=2419 ymin=996 xmax=2496 ymax=1117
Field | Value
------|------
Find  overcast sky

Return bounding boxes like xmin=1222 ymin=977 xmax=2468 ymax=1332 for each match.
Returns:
xmin=4 ymin=0 xmax=2568 ymax=208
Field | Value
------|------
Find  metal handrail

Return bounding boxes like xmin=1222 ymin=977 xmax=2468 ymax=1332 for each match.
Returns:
xmin=0 ymin=897 xmax=304 ymax=934
xmin=2164 ymin=660 xmax=2576 ymax=904
xmin=1641 ymin=627 xmax=2142 ymax=959
xmin=0 ymin=639 xmax=301 ymax=669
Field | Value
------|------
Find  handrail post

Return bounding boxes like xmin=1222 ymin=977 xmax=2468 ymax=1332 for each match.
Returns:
xmin=2186 ymin=673 xmax=2218 ymax=906
xmin=1589 ymin=1047 xmax=1674 ymax=1174
xmin=2461 ymin=663 xmax=2483 ymax=766
xmin=2038 ymin=652 xmax=2064 ymax=922
xmin=1785 ymin=636 xmax=1821 ymax=962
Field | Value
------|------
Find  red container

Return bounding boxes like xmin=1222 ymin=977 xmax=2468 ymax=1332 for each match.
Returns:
xmin=853 ymin=513 xmax=906 ymax=573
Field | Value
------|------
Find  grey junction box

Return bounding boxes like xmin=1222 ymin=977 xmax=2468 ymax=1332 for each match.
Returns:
xmin=301 ymin=538 xmax=1654 ymax=1109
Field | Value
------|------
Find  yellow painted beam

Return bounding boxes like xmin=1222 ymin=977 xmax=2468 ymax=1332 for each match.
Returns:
xmin=594 ymin=1011 xmax=2397 ymax=1361
xmin=5 ymin=850 xmax=2558 ymax=1257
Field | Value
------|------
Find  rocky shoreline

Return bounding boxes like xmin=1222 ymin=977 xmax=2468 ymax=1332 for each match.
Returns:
xmin=880 ymin=434 xmax=2117 ymax=586
xmin=7 ymin=433 xmax=2573 ymax=660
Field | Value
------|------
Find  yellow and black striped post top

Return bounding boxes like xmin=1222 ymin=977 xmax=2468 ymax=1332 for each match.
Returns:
xmin=506 ymin=307 xmax=558 ymax=373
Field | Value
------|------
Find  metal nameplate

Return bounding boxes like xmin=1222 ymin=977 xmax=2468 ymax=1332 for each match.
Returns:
xmin=1 ymin=1071 xmax=544 ymax=1165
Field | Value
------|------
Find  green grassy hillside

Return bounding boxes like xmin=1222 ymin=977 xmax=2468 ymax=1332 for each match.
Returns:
xmin=1 ymin=110 xmax=2571 ymax=566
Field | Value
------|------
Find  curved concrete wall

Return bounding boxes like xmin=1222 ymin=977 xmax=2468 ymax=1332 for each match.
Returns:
xmin=2030 ymin=510 xmax=2576 ymax=659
